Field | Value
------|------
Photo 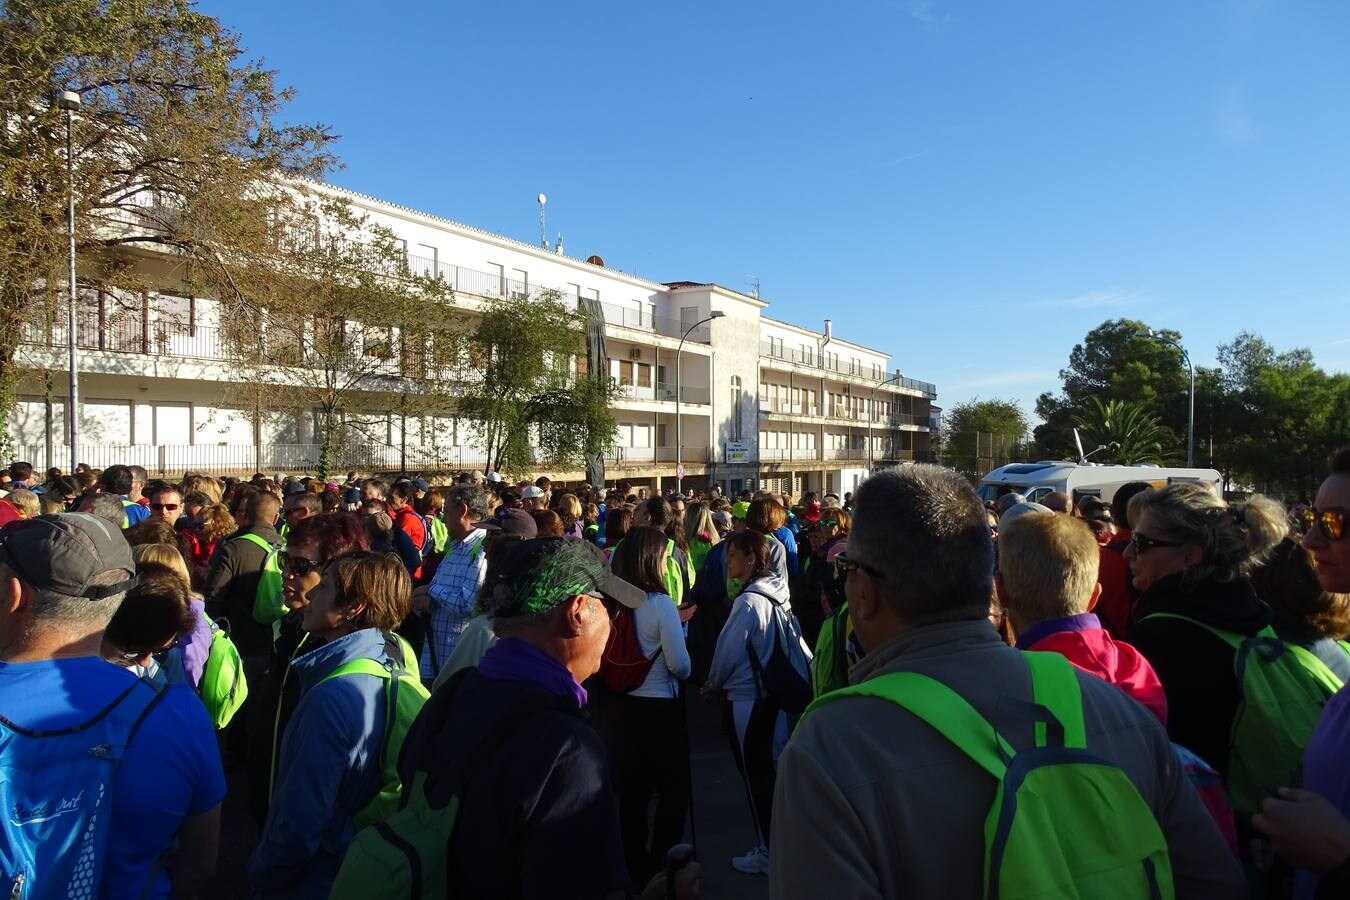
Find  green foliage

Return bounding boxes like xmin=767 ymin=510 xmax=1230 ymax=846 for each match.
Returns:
xmin=941 ymin=398 xmax=1028 ymax=480
xmin=455 ymin=292 xmax=618 ymax=476
xmin=0 ymin=0 xmax=336 ymax=446
xmin=222 ymin=196 xmax=456 ymax=475
xmin=1034 ymin=319 xmax=1187 ymax=458
xmin=1072 ymin=398 xmax=1174 ymax=465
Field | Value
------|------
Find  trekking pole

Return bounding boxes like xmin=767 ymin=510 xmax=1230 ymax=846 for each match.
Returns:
xmin=681 ymin=681 xmax=698 ymax=854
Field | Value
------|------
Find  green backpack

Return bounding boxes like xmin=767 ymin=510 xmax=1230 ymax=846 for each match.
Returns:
xmin=232 ymin=532 xmax=287 ymax=625
xmin=319 ymin=641 xmax=430 ymax=830
xmin=428 ymin=516 xmax=449 ymax=556
xmin=810 ymin=603 xmax=852 ymax=698
xmin=1141 ymin=613 xmax=1344 ymax=820
xmin=198 ymin=616 xmax=248 ymax=729
xmin=805 ymin=651 xmax=1175 ymax=900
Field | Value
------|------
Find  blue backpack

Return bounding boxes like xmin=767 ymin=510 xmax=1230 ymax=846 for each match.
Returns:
xmin=0 ymin=677 xmax=166 ymax=899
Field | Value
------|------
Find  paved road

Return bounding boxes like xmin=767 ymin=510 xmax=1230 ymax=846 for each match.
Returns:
xmin=209 ymin=690 xmax=770 ymax=900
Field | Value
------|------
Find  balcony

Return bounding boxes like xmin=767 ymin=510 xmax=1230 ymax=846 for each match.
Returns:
xmin=405 ymin=253 xmax=711 ymax=343
xmin=615 ymin=383 xmax=711 ymax=405
xmin=605 ymin=446 xmax=710 ymax=465
xmin=759 ymin=397 xmax=823 ymax=418
xmin=758 ymin=340 xmax=936 ymax=397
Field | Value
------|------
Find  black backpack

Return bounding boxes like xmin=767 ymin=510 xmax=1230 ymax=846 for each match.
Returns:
xmin=744 ymin=589 xmax=813 ymax=714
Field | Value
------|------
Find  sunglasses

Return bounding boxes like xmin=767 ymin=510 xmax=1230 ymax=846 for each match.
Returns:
xmin=833 ymin=554 xmax=883 ymax=582
xmin=282 ymin=553 xmax=324 ymax=577
xmin=1130 ymin=532 xmax=1185 ymax=554
xmin=150 ymin=502 xmax=180 ymax=512
xmin=120 ymin=635 xmax=180 ymax=663
xmin=1301 ymin=507 xmax=1346 ymax=542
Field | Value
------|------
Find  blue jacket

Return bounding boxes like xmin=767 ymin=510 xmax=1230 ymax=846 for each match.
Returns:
xmin=249 ymin=628 xmax=390 ymax=899
xmin=773 ymin=525 xmax=800 ymax=576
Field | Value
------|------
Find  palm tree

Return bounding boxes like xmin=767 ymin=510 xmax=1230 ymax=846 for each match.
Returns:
xmin=1073 ymin=398 xmax=1177 ymax=465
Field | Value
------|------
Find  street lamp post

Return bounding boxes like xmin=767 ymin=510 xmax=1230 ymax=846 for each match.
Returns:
xmin=868 ymin=372 xmax=903 ymax=471
xmin=1137 ymin=329 xmax=1195 ymax=468
xmin=56 ymin=90 xmax=82 ymax=474
xmin=675 ymin=311 xmax=724 ymax=496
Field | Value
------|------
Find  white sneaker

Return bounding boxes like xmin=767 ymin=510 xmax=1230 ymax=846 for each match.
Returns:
xmin=731 ymin=845 xmax=770 ymax=875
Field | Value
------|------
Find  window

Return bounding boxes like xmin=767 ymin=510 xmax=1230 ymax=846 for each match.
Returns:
xmin=487 ymin=263 xmax=505 ymax=296
xmin=657 ymin=423 xmax=668 ymax=446
xmin=415 ymin=244 xmax=438 ymax=277
xmin=730 ymin=376 xmax=743 ymax=441
xmin=510 ymin=269 xmax=529 ymax=300
xmin=636 ymin=363 xmax=651 ymax=388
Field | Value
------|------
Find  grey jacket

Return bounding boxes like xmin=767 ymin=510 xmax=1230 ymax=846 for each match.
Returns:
xmin=769 ymin=619 xmax=1245 ymax=900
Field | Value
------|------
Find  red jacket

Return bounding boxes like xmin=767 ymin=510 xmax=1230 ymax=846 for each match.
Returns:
xmin=391 ymin=506 xmax=427 ymax=579
xmin=1018 ymin=612 xmax=1169 ymax=725
xmin=1094 ymin=528 xmax=1135 ymax=638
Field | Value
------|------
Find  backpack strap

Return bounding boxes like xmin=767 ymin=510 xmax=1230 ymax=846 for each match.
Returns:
xmin=1138 ymin=612 xmax=1246 ymax=649
xmin=805 ymin=670 xmax=1013 ymax=780
xmin=1025 ymin=651 xmax=1086 ymax=750
xmin=233 ymin=532 xmax=278 ymax=554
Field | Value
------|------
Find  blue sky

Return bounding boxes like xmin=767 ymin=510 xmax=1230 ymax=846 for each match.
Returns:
xmin=201 ymin=0 xmax=1350 ymax=419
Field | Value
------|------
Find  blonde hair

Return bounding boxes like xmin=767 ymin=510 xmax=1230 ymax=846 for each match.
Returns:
xmin=684 ymin=502 xmax=721 ymax=547
xmin=200 ymin=503 xmax=237 ymax=543
xmin=132 ymin=543 xmax=194 ymax=594
xmin=1136 ymin=483 xmax=1288 ymax=584
xmin=181 ymin=474 xmax=223 ymax=505
xmin=7 ymin=489 xmax=38 ymax=519
xmin=997 ymin=512 xmax=1100 ymax=630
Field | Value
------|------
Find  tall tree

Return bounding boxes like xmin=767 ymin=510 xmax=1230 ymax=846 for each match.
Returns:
xmin=1072 ymin=398 xmax=1174 ymax=465
xmin=1034 ymin=319 xmax=1189 ymax=459
xmin=456 ymin=292 xmax=619 ymax=477
xmin=222 ymin=196 xmax=455 ymax=478
xmin=941 ymin=398 xmax=1028 ymax=481
xmin=0 ymin=0 xmax=335 ymax=447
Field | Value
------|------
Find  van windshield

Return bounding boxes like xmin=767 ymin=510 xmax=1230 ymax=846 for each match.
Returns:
xmin=977 ymin=483 xmax=1026 ymax=502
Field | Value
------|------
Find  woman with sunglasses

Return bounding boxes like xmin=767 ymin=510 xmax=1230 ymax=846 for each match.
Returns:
xmin=1124 ymin=483 xmax=1288 ymax=782
xmin=245 ymin=511 xmax=368 ymax=827
xmin=249 ymin=550 xmax=419 ymax=899
xmin=1254 ymin=447 xmax=1350 ymax=899
xmin=103 ymin=562 xmax=198 ymax=679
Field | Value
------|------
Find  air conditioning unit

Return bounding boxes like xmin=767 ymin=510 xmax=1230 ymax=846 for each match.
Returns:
xmin=629 ymin=348 xmax=643 ymax=360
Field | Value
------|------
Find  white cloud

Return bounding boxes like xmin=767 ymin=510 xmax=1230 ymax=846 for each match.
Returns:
xmin=1026 ymin=287 xmax=1147 ymax=310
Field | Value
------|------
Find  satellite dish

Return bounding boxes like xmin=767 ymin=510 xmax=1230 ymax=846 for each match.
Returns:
xmin=586 ymin=255 xmax=605 ymax=267
xmin=537 ymin=193 xmax=547 ymax=205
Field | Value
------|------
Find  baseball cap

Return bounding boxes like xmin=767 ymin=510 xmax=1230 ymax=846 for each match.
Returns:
xmin=0 ymin=513 xmax=136 ymax=600
xmin=282 ymin=481 xmax=308 ymax=497
xmin=482 ymin=537 xmax=644 ymax=619
xmin=486 ymin=471 xmax=503 ymax=483
xmin=492 ymin=507 xmax=538 ymax=539
xmin=731 ymin=501 xmax=750 ymax=520
xmin=521 ymin=485 xmax=546 ymax=499
xmin=411 ymin=478 xmax=430 ymax=492
xmin=803 ymin=500 xmax=822 ymax=523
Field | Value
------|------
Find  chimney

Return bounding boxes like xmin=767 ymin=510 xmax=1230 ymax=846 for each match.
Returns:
xmin=823 ymin=319 xmax=833 ymax=347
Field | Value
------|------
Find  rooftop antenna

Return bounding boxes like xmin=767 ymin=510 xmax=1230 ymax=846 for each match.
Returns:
xmin=555 ymin=232 xmax=564 ymax=255
xmin=537 ymin=193 xmax=548 ymax=250
xmin=747 ymin=275 xmax=761 ymax=300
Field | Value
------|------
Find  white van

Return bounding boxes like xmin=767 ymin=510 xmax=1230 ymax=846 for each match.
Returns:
xmin=978 ymin=461 xmax=1222 ymax=508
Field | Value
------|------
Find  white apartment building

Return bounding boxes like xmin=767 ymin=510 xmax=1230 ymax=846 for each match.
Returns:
xmin=14 ymin=185 xmax=935 ymax=497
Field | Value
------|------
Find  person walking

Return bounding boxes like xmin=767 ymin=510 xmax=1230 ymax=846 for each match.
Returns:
xmin=609 ymin=526 xmax=693 ymax=885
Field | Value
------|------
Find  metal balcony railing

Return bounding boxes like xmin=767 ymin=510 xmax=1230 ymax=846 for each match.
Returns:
xmin=759 ymin=340 xmax=937 ymax=397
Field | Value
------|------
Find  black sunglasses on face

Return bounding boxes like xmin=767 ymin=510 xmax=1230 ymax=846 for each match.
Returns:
xmin=1301 ymin=507 xmax=1346 ymax=542
xmin=282 ymin=554 xmax=324 ymax=577
xmin=121 ymin=635 xmax=180 ymax=663
xmin=1130 ymin=532 xmax=1185 ymax=554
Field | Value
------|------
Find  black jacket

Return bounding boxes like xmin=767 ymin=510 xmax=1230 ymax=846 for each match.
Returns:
xmin=402 ymin=668 xmax=628 ymax=899
xmin=1128 ymin=572 xmax=1272 ymax=775
xmin=203 ymin=522 xmax=281 ymax=658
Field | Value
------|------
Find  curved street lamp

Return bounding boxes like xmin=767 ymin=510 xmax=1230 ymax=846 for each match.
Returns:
xmin=1136 ymin=328 xmax=1195 ymax=468
xmin=675 ymin=311 xmax=724 ymax=496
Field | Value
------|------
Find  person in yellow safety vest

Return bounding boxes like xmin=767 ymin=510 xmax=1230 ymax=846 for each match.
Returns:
xmin=631 ymin=496 xmax=695 ymax=604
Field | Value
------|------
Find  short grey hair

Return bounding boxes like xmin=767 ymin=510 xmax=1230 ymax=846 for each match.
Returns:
xmin=78 ymin=492 xmax=129 ymax=529
xmin=849 ymin=465 xmax=995 ymax=625
xmin=0 ymin=561 xmax=125 ymax=633
xmin=445 ymin=484 xmax=489 ymax=521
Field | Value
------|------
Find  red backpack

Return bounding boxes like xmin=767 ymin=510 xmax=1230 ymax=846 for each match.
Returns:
xmin=600 ymin=607 xmax=663 ymax=693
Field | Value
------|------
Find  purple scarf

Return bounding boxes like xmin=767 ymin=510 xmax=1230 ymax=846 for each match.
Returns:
xmin=476 ymin=636 xmax=588 ymax=707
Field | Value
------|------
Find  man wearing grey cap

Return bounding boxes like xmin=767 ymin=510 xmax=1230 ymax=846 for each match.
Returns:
xmin=0 ymin=513 xmax=225 ymax=898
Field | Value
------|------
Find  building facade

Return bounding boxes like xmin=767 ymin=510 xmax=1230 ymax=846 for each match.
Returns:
xmin=15 ymin=185 xmax=935 ymax=495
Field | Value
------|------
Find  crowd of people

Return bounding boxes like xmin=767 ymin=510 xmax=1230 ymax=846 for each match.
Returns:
xmin=0 ymin=450 xmax=1348 ymax=899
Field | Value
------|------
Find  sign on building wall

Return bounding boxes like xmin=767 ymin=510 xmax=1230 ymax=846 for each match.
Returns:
xmin=725 ymin=440 xmax=750 ymax=464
